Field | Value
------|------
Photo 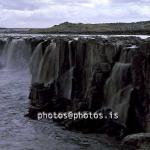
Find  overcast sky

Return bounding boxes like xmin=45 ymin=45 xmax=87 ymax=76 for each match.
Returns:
xmin=0 ymin=0 xmax=149 ymax=28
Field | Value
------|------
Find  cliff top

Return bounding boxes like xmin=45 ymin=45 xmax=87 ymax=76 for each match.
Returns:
xmin=29 ymin=21 xmax=150 ymax=35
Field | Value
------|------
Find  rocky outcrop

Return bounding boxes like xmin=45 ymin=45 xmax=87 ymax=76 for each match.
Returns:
xmin=25 ymin=36 xmax=150 ymax=139
xmin=0 ymin=38 xmax=6 ymax=54
xmin=121 ymin=133 xmax=150 ymax=150
xmin=0 ymin=38 xmax=7 ymax=68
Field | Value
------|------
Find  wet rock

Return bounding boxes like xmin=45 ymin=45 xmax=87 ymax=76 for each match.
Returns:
xmin=145 ymin=53 xmax=150 ymax=132
xmin=87 ymin=63 xmax=111 ymax=111
xmin=121 ymin=133 xmax=150 ymax=150
xmin=25 ymin=106 xmax=42 ymax=120
xmin=104 ymin=63 xmax=133 ymax=126
xmin=0 ymin=39 xmax=6 ymax=55
xmin=119 ymin=44 xmax=141 ymax=63
xmin=52 ymin=97 xmax=72 ymax=112
xmin=126 ymin=52 xmax=148 ymax=134
xmin=30 ymin=40 xmax=51 ymax=83
xmin=27 ymin=37 xmax=150 ymax=137
xmin=29 ymin=83 xmax=50 ymax=107
xmin=56 ymin=67 xmax=74 ymax=99
xmin=28 ymin=82 xmax=56 ymax=112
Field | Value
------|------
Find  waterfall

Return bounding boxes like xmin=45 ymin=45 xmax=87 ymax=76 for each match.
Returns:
xmin=30 ymin=42 xmax=44 ymax=83
xmin=0 ymin=38 xmax=11 ymax=66
xmin=0 ymin=38 xmax=6 ymax=55
xmin=1 ymin=38 xmax=31 ymax=70
xmin=37 ymin=42 xmax=58 ymax=84
xmin=104 ymin=63 xmax=133 ymax=123
xmin=0 ymin=38 xmax=7 ymax=67
xmin=68 ymin=40 xmax=74 ymax=67
xmin=119 ymin=45 xmax=139 ymax=63
xmin=57 ymin=67 xmax=74 ymax=99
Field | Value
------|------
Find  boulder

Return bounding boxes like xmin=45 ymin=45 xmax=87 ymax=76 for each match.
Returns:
xmin=121 ymin=133 xmax=150 ymax=150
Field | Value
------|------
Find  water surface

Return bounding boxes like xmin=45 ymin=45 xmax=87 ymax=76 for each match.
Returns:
xmin=0 ymin=69 xmax=119 ymax=150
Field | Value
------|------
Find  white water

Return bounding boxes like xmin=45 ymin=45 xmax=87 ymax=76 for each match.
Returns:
xmin=30 ymin=42 xmax=44 ymax=83
xmin=0 ymin=69 xmax=119 ymax=150
xmin=1 ymin=38 xmax=31 ymax=70
xmin=104 ymin=63 xmax=133 ymax=123
xmin=0 ymin=33 xmax=149 ymax=39
xmin=37 ymin=42 xmax=58 ymax=84
xmin=0 ymin=37 xmax=119 ymax=150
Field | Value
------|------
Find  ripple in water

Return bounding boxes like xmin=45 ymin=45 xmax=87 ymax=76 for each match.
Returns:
xmin=0 ymin=69 xmax=119 ymax=150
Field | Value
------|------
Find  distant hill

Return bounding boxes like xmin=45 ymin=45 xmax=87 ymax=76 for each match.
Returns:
xmin=0 ymin=28 xmax=30 ymax=33
xmin=0 ymin=28 xmax=6 ymax=32
xmin=29 ymin=21 xmax=150 ymax=35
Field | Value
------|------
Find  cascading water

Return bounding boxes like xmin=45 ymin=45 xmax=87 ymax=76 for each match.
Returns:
xmin=1 ymin=38 xmax=31 ymax=70
xmin=0 ymin=36 xmax=119 ymax=150
xmin=31 ymin=40 xmax=74 ymax=99
xmin=119 ymin=45 xmax=139 ymax=63
xmin=0 ymin=38 xmax=10 ymax=67
xmin=57 ymin=67 xmax=74 ymax=99
xmin=1 ymin=35 xmax=149 ymax=150
xmin=68 ymin=40 xmax=74 ymax=67
xmin=30 ymin=42 xmax=44 ymax=83
xmin=37 ymin=42 xmax=58 ymax=84
xmin=104 ymin=63 xmax=133 ymax=123
xmin=0 ymin=38 xmax=6 ymax=55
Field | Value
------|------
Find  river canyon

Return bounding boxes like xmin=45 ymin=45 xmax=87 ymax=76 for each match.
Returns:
xmin=0 ymin=34 xmax=150 ymax=150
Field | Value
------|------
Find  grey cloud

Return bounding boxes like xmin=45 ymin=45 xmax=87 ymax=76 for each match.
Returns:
xmin=0 ymin=0 xmax=149 ymax=28
xmin=0 ymin=0 xmax=47 ymax=10
xmin=0 ymin=0 xmax=90 ymax=10
xmin=112 ymin=0 xmax=150 ymax=4
xmin=50 ymin=0 xmax=90 ymax=4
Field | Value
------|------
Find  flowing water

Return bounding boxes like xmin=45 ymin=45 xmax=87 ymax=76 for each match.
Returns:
xmin=0 ymin=33 xmax=149 ymax=39
xmin=0 ymin=70 xmax=119 ymax=150
xmin=0 ymin=36 xmax=119 ymax=150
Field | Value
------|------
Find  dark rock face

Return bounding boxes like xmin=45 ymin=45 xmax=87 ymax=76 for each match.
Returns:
xmin=87 ymin=62 xmax=111 ymax=111
xmin=121 ymin=133 xmax=150 ymax=150
xmin=26 ymin=37 xmax=150 ymax=139
xmin=0 ymin=39 xmax=6 ymax=54
xmin=0 ymin=39 xmax=6 ymax=68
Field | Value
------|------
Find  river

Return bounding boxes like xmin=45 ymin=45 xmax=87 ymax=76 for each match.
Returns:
xmin=0 ymin=35 xmax=149 ymax=150
xmin=0 ymin=62 xmax=119 ymax=149
xmin=1 ymin=34 xmax=148 ymax=150
xmin=0 ymin=35 xmax=148 ymax=150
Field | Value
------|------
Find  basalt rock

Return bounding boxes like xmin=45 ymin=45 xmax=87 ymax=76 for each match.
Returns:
xmin=126 ymin=52 xmax=147 ymax=134
xmin=0 ymin=39 xmax=6 ymax=55
xmin=87 ymin=62 xmax=111 ymax=111
xmin=121 ymin=133 xmax=150 ymax=150
xmin=26 ymin=37 xmax=150 ymax=138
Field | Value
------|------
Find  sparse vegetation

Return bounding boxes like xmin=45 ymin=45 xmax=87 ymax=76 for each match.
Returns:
xmin=29 ymin=21 xmax=150 ymax=35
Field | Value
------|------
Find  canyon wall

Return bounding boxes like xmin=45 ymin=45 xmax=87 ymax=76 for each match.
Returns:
xmin=0 ymin=36 xmax=149 ymax=138
xmin=28 ymin=36 xmax=150 ymax=137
